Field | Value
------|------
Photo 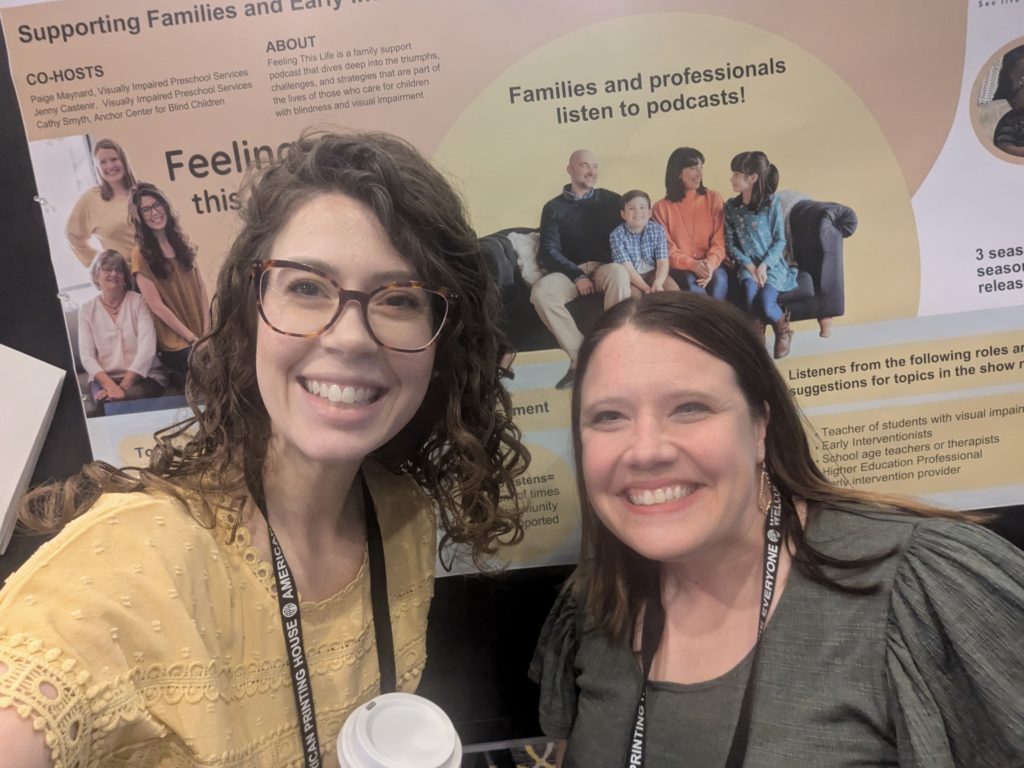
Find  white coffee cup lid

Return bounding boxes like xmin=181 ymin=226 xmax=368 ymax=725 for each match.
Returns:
xmin=338 ymin=692 xmax=462 ymax=768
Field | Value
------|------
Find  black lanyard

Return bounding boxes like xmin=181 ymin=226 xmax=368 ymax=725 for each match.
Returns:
xmin=258 ymin=475 xmax=396 ymax=768
xmin=626 ymin=484 xmax=783 ymax=768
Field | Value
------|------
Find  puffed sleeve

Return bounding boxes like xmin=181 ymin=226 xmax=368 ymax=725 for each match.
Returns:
xmin=528 ymin=581 xmax=580 ymax=739
xmin=885 ymin=519 xmax=1024 ymax=767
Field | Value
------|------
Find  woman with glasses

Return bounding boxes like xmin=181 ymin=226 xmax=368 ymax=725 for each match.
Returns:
xmin=0 ymin=130 xmax=529 ymax=767
xmin=78 ymin=249 xmax=165 ymax=413
xmin=129 ymin=182 xmax=209 ymax=387
xmin=65 ymin=137 xmax=139 ymax=268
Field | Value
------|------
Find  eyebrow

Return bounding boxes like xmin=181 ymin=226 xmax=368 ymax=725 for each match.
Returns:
xmin=298 ymin=259 xmax=418 ymax=284
xmin=583 ymin=388 xmax=714 ymax=408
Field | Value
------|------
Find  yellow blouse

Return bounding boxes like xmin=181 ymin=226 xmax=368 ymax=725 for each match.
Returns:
xmin=0 ymin=462 xmax=435 ymax=767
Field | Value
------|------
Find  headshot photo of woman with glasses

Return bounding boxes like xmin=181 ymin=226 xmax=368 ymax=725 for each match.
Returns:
xmin=0 ymin=130 xmax=529 ymax=767
xmin=129 ymin=182 xmax=210 ymax=388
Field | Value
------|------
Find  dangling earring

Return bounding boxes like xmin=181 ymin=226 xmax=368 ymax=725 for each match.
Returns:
xmin=758 ymin=464 xmax=771 ymax=516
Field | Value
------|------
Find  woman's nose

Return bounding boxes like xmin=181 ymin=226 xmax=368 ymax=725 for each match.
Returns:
xmin=320 ymin=300 xmax=379 ymax=354
xmin=626 ymin=413 xmax=676 ymax=467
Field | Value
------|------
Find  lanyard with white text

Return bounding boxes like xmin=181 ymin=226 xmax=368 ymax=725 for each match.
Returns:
xmin=625 ymin=485 xmax=783 ymax=768
xmin=259 ymin=475 xmax=396 ymax=768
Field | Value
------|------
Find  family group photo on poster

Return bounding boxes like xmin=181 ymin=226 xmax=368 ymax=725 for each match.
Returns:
xmin=482 ymin=144 xmax=854 ymax=390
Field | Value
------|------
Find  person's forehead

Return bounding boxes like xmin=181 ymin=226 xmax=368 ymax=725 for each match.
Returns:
xmin=582 ymin=327 xmax=739 ymax=398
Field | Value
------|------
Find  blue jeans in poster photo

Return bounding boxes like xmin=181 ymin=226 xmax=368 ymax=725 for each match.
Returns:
xmin=680 ymin=265 xmax=730 ymax=301
xmin=741 ymin=279 xmax=783 ymax=324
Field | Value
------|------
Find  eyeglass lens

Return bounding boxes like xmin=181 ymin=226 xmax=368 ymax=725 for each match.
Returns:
xmin=258 ymin=265 xmax=447 ymax=350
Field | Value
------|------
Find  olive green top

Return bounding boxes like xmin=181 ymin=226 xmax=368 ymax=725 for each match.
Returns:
xmin=530 ymin=508 xmax=1024 ymax=767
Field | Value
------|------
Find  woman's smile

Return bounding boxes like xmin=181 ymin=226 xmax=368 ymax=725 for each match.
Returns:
xmin=624 ymin=482 xmax=699 ymax=508
xmin=301 ymin=377 xmax=382 ymax=405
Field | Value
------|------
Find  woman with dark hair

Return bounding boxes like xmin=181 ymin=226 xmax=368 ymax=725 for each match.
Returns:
xmin=65 ymin=137 xmax=139 ymax=268
xmin=531 ymin=292 xmax=1024 ymax=767
xmin=129 ymin=182 xmax=209 ymax=384
xmin=724 ymin=150 xmax=798 ymax=359
xmin=651 ymin=147 xmax=729 ymax=301
xmin=78 ymin=249 xmax=165 ymax=411
xmin=0 ymin=130 xmax=529 ymax=767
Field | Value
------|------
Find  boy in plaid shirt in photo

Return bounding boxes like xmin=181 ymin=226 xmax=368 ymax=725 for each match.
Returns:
xmin=609 ymin=190 xmax=680 ymax=297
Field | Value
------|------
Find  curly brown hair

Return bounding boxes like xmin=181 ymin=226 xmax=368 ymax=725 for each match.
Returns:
xmin=22 ymin=129 xmax=530 ymax=565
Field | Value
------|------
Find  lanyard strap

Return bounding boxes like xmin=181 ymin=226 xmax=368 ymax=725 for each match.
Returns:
xmin=626 ymin=485 xmax=783 ymax=768
xmin=260 ymin=475 xmax=396 ymax=768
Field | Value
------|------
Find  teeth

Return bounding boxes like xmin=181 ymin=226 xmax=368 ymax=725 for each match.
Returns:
xmin=627 ymin=485 xmax=692 ymax=507
xmin=303 ymin=379 xmax=378 ymax=405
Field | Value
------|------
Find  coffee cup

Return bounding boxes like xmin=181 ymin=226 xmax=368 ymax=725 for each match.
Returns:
xmin=337 ymin=692 xmax=462 ymax=767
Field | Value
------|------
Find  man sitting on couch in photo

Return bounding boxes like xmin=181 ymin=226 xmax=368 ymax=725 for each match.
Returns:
xmin=531 ymin=149 xmax=627 ymax=389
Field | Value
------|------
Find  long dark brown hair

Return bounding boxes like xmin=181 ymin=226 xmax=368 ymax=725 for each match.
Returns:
xmin=22 ymin=129 xmax=530 ymax=565
xmin=570 ymin=292 xmax=965 ymax=640
xmin=129 ymin=182 xmax=197 ymax=279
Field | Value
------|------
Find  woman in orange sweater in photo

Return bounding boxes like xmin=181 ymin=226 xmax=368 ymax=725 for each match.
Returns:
xmin=652 ymin=147 xmax=730 ymax=301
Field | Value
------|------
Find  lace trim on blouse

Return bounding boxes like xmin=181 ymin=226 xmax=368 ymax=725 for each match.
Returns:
xmin=0 ymin=570 xmax=433 ymax=768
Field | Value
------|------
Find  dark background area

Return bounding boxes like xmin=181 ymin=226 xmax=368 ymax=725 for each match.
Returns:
xmin=1 ymin=17 xmax=1021 ymax=753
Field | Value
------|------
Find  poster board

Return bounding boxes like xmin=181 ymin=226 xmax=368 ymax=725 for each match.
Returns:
xmin=1 ymin=0 xmax=1022 ymax=573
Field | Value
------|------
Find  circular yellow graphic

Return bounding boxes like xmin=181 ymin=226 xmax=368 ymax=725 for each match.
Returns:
xmin=436 ymin=13 xmax=919 ymax=323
